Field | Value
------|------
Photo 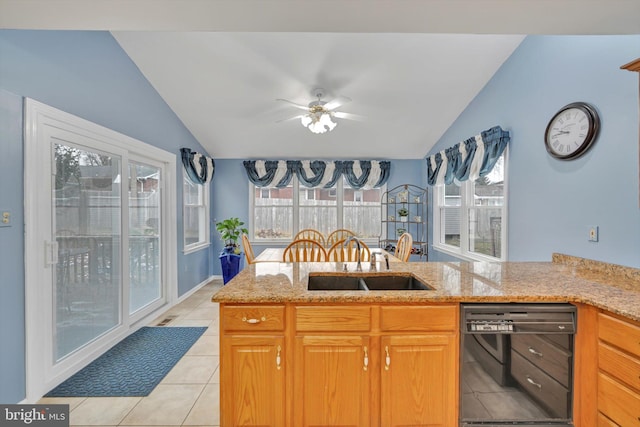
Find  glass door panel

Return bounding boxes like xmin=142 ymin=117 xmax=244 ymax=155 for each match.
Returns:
xmin=53 ymin=143 xmax=121 ymax=362
xmin=128 ymin=161 xmax=162 ymax=314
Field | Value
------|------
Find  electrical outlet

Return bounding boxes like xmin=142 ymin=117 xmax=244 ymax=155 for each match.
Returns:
xmin=0 ymin=210 xmax=10 ymax=227
xmin=588 ymin=225 xmax=599 ymax=242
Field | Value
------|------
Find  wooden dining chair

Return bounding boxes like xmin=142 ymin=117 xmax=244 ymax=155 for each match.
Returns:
xmin=327 ymin=238 xmax=370 ymax=262
xmin=395 ymin=232 xmax=413 ymax=262
xmin=293 ymin=228 xmax=326 ymax=247
xmin=326 ymin=229 xmax=356 ymax=248
xmin=282 ymin=239 xmax=328 ymax=262
xmin=241 ymin=234 xmax=255 ymax=264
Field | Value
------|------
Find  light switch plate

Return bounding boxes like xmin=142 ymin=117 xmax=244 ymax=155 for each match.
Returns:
xmin=588 ymin=225 xmax=599 ymax=242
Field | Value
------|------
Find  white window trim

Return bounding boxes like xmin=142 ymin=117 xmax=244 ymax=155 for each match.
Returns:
xmin=248 ymin=178 xmax=385 ymax=246
xmin=432 ymin=151 xmax=508 ymax=262
xmin=183 ymin=172 xmax=210 ymax=254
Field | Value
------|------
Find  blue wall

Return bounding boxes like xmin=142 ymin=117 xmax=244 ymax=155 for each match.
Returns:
xmin=427 ymin=35 xmax=640 ymax=267
xmin=0 ymin=30 xmax=213 ymax=403
xmin=209 ymin=159 xmax=425 ymax=271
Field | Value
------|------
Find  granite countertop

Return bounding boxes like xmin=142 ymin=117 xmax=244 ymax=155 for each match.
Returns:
xmin=212 ymin=253 xmax=640 ymax=322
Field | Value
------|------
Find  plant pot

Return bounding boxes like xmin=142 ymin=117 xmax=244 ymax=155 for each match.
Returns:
xmin=400 ymin=216 xmax=408 ymax=223
xmin=219 ymin=250 xmax=244 ymax=284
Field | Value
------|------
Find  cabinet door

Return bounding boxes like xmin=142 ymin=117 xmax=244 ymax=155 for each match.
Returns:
xmin=380 ymin=334 xmax=456 ymax=427
xmin=221 ymin=335 xmax=285 ymax=427
xmin=294 ymin=335 xmax=371 ymax=427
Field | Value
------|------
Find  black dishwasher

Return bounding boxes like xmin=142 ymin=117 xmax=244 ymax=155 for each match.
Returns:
xmin=460 ymin=303 xmax=576 ymax=427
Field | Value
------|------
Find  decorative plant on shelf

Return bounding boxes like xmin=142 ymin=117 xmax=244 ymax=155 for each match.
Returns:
xmin=397 ymin=208 xmax=409 ymax=222
xmin=215 ymin=217 xmax=248 ymax=254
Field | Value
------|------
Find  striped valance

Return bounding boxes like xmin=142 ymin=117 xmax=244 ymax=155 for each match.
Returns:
xmin=243 ymin=160 xmax=391 ymax=189
xmin=180 ymin=148 xmax=215 ymax=185
xmin=426 ymin=126 xmax=510 ymax=186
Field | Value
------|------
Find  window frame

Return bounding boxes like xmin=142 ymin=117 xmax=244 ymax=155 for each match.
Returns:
xmin=432 ymin=152 xmax=508 ymax=262
xmin=182 ymin=172 xmax=210 ymax=253
xmin=248 ymin=177 xmax=385 ymax=245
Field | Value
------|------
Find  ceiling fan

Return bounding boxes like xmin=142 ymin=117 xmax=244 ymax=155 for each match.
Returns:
xmin=276 ymin=88 xmax=363 ymax=134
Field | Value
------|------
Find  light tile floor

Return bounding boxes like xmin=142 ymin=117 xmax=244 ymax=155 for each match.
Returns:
xmin=39 ymin=279 xmax=224 ymax=427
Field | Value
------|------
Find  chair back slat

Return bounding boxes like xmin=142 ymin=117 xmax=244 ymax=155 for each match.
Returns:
xmin=326 ymin=229 xmax=356 ymax=248
xmin=283 ymin=239 xmax=327 ymax=262
xmin=395 ymin=232 xmax=413 ymax=262
xmin=327 ymin=238 xmax=370 ymax=262
xmin=293 ymin=228 xmax=326 ymax=247
xmin=241 ymin=234 xmax=255 ymax=264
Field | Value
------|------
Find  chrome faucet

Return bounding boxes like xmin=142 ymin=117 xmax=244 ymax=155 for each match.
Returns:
xmin=344 ymin=236 xmax=363 ymax=271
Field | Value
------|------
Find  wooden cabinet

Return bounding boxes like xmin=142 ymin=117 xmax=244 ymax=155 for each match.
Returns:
xmin=220 ymin=303 xmax=458 ymax=426
xmin=596 ymin=311 xmax=640 ymax=426
xmin=220 ymin=304 xmax=286 ymax=427
xmin=294 ymin=334 xmax=372 ymax=426
xmin=292 ymin=304 xmax=457 ymax=427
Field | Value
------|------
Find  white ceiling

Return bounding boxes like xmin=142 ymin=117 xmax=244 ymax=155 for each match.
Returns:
xmin=2 ymin=0 xmax=639 ymax=159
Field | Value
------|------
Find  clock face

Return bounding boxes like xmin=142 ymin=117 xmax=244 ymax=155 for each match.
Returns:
xmin=544 ymin=102 xmax=600 ymax=160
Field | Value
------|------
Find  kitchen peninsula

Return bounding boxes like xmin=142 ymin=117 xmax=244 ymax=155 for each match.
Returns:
xmin=212 ymin=254 xmax=640 ymax=426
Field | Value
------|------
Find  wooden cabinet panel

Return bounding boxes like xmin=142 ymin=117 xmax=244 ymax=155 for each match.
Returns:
xmin=220 ymin=335 xmax=285 ymax=427
xmin=295 ymin=305 xmax=371 ymax=332
xmin=222 ymin=305 xmax=285 ymax=331
xmin=597 ymin=412 xmax=621 ymax=427
xmin=380 ymin=305 xmax=457 ymax=332
xmin=597 ymin=373 xmax=640 ymax=427
xmin=293 ymin=335 xmax=371 ymax=427
xmin=599 ymin=342 xmax=640 ymax=392
xmin=380 ymin=334 xmax=456 ymax=427
xmin=598 ymin=312 xmax=640 ymax=358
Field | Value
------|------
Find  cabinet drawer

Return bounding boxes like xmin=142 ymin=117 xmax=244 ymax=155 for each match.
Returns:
xmin=598 ymin=313 xmax=640 ymax=358
xmin=222 ymin=305 xmax=285 ymax=331
xmin=510 ymin=350 xmax=570 ymax=418
xmin=598 ymin=373 xmax=640 ymax=427
xmin=296 ymin=306 xmax=371 ymax=332
xmin=380 ymin=305 xmax=457 ymax=332
xmin=511 ymin=334 xmax=571 ymax=388
xmin=599 ymin=342 xmax=640 ymax=393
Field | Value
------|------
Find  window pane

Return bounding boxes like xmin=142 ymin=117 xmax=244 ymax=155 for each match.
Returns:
xmin=343 ymin=181 xmax=382 ymax=238
xmin=129 ymin=162 xmax=161 ymax=314
xmin=299 ymin=183 xmax=337 ymax=235
xmin=468 ymin=207 xmax=502 ymax=257
xmin=441 ymin=183 xmax=461 ymax=247
xmin=183 ymin=177 xmax=205 ymax=247
xmin=254 ymin=185 xmax=293 ymax=240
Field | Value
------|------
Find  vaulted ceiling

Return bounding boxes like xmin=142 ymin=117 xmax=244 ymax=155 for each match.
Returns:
xmin=2 ymin=0 xmax=638 ymax=159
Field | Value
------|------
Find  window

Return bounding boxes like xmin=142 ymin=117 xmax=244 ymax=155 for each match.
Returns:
xmin=250 ymin=177 xmax=384 ymax=241
xmin=183 ymin=174 xmax=210 ymax=252
xmin=433 ymin=153 xmax=507 ymax=261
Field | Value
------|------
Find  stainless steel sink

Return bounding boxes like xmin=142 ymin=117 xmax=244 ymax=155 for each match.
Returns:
xmin=307 ymin=275 xmax=368 ymax=291
xmin=363 ymin=275 xmax=433 ymax=291
xmin=307 ymin=274 xmax=433 ymax=291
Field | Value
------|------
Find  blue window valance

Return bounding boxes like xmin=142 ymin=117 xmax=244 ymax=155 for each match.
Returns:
xmin=243 ymin=160 xmax=391 ymax=190
xmin=180 ymin=148 xmax=215 ymax=184
xmin=426 ymin=126 xmax=510 ymax=186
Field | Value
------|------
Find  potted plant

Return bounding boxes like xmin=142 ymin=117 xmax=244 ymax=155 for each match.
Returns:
xmin=397 ymin=207 xmax=409 ymax=223
xmin=215 ymin=217 xmax=248 ymax=284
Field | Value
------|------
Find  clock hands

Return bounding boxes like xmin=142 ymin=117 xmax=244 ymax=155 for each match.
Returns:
xmin=551 ymin=130 xmax=571 ymax=138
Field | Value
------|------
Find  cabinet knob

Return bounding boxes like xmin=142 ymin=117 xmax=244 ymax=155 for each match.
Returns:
xmin=276 ymin=345 xmax=281 ymax=370
xmin=385 ymin=346 xmax=391 ymax=371
xmin=363 ymin=346 xmax=369 ymax=371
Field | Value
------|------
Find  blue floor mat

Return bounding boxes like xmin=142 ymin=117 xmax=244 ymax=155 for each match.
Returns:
xmin=45 ymin=326 xmax=207 ymax=397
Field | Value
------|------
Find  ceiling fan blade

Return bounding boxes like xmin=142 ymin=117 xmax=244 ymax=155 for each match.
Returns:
xmin=333 ymin=111 xmax=365 ymax=121
xmin=276 ymin=114 xmax=305 ymax=123
xmin=324 ymin=96 xmax=352 ymax=111
xmin=276 ymin=98 xmax=310 ymax=111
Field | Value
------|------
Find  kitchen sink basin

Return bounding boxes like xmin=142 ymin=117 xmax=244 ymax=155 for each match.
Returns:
xmin=307 ymin=274 xmax=433 ymax=291
xmin=307 ymin=275 xmax=368 ymax=291
xmin=363 ymin=275 xmax=433 ymax=291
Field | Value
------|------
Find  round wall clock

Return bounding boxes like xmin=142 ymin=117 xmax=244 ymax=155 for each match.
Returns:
xmin=544 ymin=102 xmax=600 ymax=160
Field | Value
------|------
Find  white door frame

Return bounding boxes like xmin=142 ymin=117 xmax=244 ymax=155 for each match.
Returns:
xmin=23 ymin=98 xmax=177 ymax=402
